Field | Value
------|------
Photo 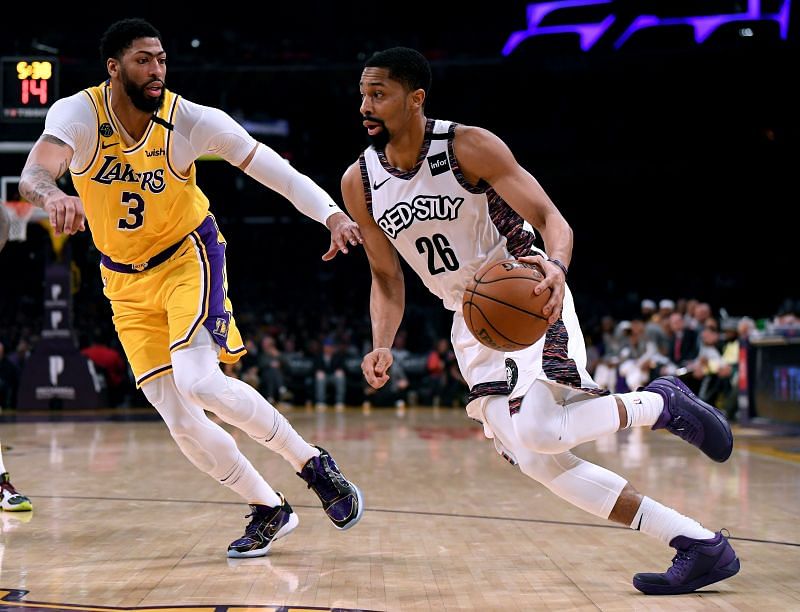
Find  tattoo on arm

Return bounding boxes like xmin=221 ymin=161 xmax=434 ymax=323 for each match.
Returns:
xmin=41 ymin=136 xmax=69 ymax=179
xmin=41 ymin=134 xmax=68 ymax=147
xmin=19 ymin=135 xmax=71 ymax=207
xmin=19 ymin=164 xmax=63 ymax=208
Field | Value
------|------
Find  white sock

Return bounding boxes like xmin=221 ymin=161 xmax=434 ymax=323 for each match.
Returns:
xmin=0 ymin=443 xmax=6 ymax=474
xmin=256 ymin=408 xmax=320 ymax=472
xmin=617 ymin=391 xmax=663 ymax=429
xmin=220 ymin=453 xmax=282 ymax=507
xmin=630 ymin=496 xmax=715 ymax=545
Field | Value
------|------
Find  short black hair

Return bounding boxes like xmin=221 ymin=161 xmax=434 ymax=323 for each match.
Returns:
xmin=100 ymin=18 xmax=162 ymax=61
xmin=365 ymin=47 xmax=431 ymax=95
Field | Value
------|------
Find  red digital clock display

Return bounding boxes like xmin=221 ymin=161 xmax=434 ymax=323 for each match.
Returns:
xmin=1 ymin=57 xmax=59 ymax=122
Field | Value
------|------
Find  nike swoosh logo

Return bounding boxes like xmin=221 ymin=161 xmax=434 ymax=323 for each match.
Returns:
xmin=266 ymin=522 xmax=280 ymax=537
xmin=372 ymin=177 xmax=391 ymax=190
xmin=635 ymin=514 xmax=644 ymax=531
xmin=101 ymin=142 xmax=118 ymax=149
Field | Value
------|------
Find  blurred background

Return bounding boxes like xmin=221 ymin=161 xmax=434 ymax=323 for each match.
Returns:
xmin=1 ymin=1 xmax=798 ymax=418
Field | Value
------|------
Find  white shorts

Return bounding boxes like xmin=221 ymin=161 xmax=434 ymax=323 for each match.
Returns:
xmin=452 ymin=284 xmax=602 ymax=439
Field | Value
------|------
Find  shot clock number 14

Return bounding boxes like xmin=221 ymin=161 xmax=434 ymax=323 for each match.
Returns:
xmin=1 ymin=57 xmax=59 ymax=121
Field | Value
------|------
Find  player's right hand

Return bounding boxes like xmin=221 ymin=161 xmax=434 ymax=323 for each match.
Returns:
xmin=44 ymin=193 xmax=86 ymax=235
xmin=322 ymin=211 xmax=364 ymax=261
xmin=518 ymin=254 xmax=565 ymax=325
xmin=362 ymin=347 xmax=393 ymax=389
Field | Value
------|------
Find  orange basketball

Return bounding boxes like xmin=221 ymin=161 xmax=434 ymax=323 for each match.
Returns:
xmin=462 ymin=258 xmax=550 ymax=351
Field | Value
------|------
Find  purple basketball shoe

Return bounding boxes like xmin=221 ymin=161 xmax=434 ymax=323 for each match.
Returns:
xmin=298 ymin=446 xmax=363 ymax=530
xmin=645 ymin=376 xmax=733 ymax=462
xmin=227 ymin=493 xmax=298 ymax=558
xmin=634 ymin=530 xmax=740 ymax=595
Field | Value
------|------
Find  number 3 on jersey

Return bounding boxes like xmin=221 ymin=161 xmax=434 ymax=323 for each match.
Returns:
xmin=416 ymin=233 xmax=459 ymax=275
xmin=118 ymin=191 xmax=145 ymax=230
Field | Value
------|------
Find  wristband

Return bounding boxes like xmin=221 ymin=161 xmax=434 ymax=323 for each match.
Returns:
xmin=549 ymin=258 xmax=568 ymax=278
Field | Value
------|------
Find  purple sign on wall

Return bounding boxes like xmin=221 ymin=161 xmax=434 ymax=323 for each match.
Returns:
xmin=502 ymin=0 xmax=791 ymax=54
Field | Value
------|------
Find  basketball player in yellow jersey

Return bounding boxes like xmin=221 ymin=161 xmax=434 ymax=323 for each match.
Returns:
xmin=19 ymin=18 xmax=364 ymax=557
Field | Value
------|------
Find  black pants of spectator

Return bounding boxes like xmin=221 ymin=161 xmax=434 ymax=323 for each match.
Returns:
xmin=430 ymin=376 xmax=466 ymax=407
xmin=260 ymin=366 xmax=286 ymax=403
xmin=364 ymin=385 xmax=405 ymax=407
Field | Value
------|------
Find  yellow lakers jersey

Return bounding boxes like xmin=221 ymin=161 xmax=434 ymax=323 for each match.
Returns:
xmin=71 ymin=81 xmax=210 ymax=265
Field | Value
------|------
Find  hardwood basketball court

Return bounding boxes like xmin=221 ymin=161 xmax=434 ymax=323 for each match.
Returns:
xmin=1 ymin=406 xmax=799 ymax=611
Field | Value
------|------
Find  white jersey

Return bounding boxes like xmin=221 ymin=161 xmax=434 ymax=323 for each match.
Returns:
xmin=362 ymin=119 xmax=602 ymax=448
xmin=360 ymin=119 xmax=543 ymax=311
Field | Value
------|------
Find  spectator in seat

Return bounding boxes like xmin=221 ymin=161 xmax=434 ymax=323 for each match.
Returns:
xmin=313 ymin=338 xmax=347 ymax=411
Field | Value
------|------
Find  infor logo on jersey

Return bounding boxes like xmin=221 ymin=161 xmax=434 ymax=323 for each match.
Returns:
xmin=427 ymin=152 xmax=450 ymax=176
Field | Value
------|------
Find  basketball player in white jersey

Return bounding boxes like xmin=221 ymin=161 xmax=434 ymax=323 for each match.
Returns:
xmin=343 ymin=47 xmax=739 ymax=595
xmin=19 ymin=19 xmax=363 ymax=557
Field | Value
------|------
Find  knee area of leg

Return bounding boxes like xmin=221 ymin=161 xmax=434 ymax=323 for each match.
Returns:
xmin=172 ymin=433 xmax=218 ymax=473
xmin=141 ymin=376 xmax=166 ymax=407
xmin=175 ymin=366 xmax=225 ymax=405
xmin=516 ymin=455 xmax=553 ymax=484
xmin=172 ymin=364 xmax=196 ymax=399
xmin=163 ymin=409 xmax=211 ymax=438
xmin=141 ymin=376 xmax=199 ymax=431
xmin=516 ymin=451 xmax=575 ymax=484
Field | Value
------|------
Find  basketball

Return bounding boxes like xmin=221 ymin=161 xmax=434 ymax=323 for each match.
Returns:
xmin=462 ymin=258 xmax=550 ymax=351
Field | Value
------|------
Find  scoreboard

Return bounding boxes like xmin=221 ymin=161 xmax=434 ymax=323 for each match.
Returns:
xmin=1 ymin=56 xmax=59 ymax=122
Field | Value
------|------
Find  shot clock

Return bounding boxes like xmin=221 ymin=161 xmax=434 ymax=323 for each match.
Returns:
xmin=1 ymin=57 xmax=59 ymax=122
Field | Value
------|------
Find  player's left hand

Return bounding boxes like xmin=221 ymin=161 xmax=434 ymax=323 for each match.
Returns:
xmin=323 ymin=212 xmax=364 ymax=261
xmin=361 ymin=347 xmax=393 ymax=389
xmin=517 ymin=254 xmax=566 ymax=325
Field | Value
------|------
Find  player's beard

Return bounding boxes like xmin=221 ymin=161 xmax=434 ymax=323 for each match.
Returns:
xmin=121 ymin=69 xmax=165 ymax=113
xmin=364 ymin=116 xmax=391 ymax=150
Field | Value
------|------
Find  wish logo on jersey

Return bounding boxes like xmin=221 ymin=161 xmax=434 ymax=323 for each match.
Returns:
xmin=91 ymin=155 xmax=166 ymax=193
xmin=377 ymin=195 xmax=464 ymax=239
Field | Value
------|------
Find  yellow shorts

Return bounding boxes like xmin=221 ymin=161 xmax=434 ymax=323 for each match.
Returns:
xmin=101 ymin=215 xmax=245 ymax=387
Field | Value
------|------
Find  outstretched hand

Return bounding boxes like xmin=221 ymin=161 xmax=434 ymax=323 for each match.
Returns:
xmin=517 ymin=254 xmax=566 ymax=324
xmin=323 ymin=211 xmax=364 ymax=261
xmin=361 ymin=347 xmax=393 ymax=389
xmin=44 ymin=193 xmax=86 ymax=236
